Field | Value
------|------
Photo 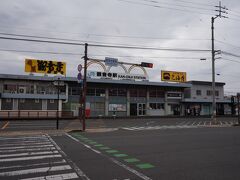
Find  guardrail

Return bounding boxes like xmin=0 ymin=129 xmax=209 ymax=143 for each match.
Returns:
xmin=0 ymin=110 xmax=74 ymax=120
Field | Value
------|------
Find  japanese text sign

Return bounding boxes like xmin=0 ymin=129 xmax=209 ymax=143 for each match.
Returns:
xmin=25 ymin=59 xmax=66 ymax=75
xmin=161 ymin=70 xmax=187 ymax=83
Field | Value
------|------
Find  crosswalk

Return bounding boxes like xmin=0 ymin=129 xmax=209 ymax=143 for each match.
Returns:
xmin=121 ymin=120 xmax=237 ymax=131
xmin=0 ymin=135 xmax=85 ymax=180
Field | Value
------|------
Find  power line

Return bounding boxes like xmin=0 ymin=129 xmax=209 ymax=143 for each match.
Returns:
xmin=130 ymin=0 xmax=215 ymax=11
xmin=0 ymin=32 xmax=210 ymax=42
xmin=116 ymin=0 xmax=214 ymax=16
xmin=216 ymin=40 xmax=240 ymax=50
xmin=0 ymin=36 xmax=211 ymax=52
xmin=222 ymin=51 xmax=240 ymax=58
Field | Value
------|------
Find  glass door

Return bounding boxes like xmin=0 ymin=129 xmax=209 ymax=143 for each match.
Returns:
xmin=138 ymin=103 xmax=146 ymax=116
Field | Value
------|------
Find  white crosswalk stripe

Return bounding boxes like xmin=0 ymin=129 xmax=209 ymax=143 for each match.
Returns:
xmin=122 ymin=120 xmax=236 ymax=131
xmin=0 ymin=135 xmax=80 ymax=180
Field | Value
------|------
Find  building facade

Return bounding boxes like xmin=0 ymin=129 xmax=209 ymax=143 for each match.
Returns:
xmin=0 ymin=74 xmax=232 ymax=118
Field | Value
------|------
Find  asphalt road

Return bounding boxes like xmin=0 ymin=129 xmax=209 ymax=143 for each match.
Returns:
xmin=0 ymin=117 xmax=238 ymax=132
xmin=51 ymin=126 xmax=240 ymax=180
xmin=0 ymin=121 xmax=240 ymax=179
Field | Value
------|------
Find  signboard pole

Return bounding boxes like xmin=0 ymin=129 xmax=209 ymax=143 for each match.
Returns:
xmin=82 ymin=43 xmax=88 ymax=131
xmin=56 ymin=77 xmax=60 ymax=130
xmin=238 ymin=94 xmax=240 ymax=125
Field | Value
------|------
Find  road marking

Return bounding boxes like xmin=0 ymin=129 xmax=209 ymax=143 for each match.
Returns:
xmin=67 ymin=133 xmax=152 ymax=180
xmin=0 ymin=154 xmax=62 ymax=162
xmin=1 ymin=121 xmax=9 ymax=129
xmin=0 ymin=144 xmax=54 ymax=150
xmin=0 ymin=165 xmax=71 ymax=176
xmin=20 ymin=172 xmax=79 ymax=180
xmin=0 ymin=147 xmax=56 ymax=153
xmin=0 ymin=142 xmax=52 ymax=147
xmin=124 ymin=158 xmax=140 ymax=163
xmin=106 ymin=150 xmax=119 ymax=154
xmin=136 ymin=163 xmax=155 ymax=169
xmin=0 ymin=159 xmax=66 ymax=170
xmin=113 ymin=154 xmax=128 ymax=158
xmin=0 ymin=150 xmax=59 ymax=158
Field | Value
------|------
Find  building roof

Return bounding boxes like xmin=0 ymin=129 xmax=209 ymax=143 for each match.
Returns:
xmin=187 ymin=80 xmax=225 ymax=86
xmin=0 ymin=73 xmax=191 ymax=88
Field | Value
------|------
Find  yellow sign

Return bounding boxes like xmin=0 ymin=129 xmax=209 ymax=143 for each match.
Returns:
xmin=161 ymin=70 xmax=187 ymax=82
xmin=25 ymin=59 xmax=66 ymax=75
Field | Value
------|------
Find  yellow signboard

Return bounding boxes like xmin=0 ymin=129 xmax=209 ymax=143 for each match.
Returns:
xmin=25 ymin=59 xmax=66 ymax=75
xmin=161 ymin=70 xmax=187 ymax=82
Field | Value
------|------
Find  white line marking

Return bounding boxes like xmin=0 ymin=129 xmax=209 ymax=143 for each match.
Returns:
xmin=0 ymin=136 xmax=47 ymax=140
xmin=0 ymin=154 xmax=62 ymax=162
xmin=46 ymin=134 xmax=90 ymax=180
xmin=192 ymin=121 xmax=197 ymax=125
xmin=20 ymin=172 xmax=79 ymax=180
xmin=0 ymin=144 xmax=54 ymax=150
xmin=0 ymin=140 xmax=50 ymax=146
xmin=0 ymin=159 xmax=66 ymax=170
xmin=0 ymin=142 xmax=52 ymax=147
xmin=0 ymin=147 xmax=56 ymax=153
xmin=66 ymin=133 xmax=152 ymax=180
xmin=0 ymin=165 xmax=71 ymax=176
xmin=0 ymin=150 xmax=59 ymax=158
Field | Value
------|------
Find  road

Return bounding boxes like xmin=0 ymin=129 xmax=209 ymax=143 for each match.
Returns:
xmin=0 ymin=117 xmax=238 ymax=132
xmin=0 ymin=117 xmax=240 ymax=179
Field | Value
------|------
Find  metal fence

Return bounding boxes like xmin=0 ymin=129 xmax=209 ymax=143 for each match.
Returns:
xmin=0 ymin=110 xmax=74 ymax=119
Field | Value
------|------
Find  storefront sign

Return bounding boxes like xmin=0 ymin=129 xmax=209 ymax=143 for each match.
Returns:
xmin=25 ymin=59 xmax=66 ymax=75
xmin=87 ymin=71 xmax=148 ymax=81
xmin=161 ymin=70 xmax=186 ymax=83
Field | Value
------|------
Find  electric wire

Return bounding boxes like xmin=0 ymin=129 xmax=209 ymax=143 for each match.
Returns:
xmin=0 ymin=36 xmax=211 ymax=52
xmin=116 ymin=0 xmax=214 ymax=16
xmin=129 ymin=0 xmax=215 ymax=11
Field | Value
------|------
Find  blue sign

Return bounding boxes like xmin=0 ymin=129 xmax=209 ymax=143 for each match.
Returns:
xmin=105 ymin=57 xmax=118 ymax=67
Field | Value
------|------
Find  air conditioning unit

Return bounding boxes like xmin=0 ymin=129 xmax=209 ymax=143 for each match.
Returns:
xmin=19 ymin=87 xmax=26 ymax=94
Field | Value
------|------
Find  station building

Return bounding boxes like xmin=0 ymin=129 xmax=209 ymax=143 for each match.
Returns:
xmin=0 ymin=73 xmax=231 ymax=118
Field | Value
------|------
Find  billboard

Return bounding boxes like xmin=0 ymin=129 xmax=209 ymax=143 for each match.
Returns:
xmin=161 ymin=70 xmax=186 ymax=83
xmin=25 ymin=59 xmax=66 ymax=75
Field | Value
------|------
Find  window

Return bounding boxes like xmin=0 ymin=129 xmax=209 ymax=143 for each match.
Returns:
xmin=96 ymin=89 xmax=105 ymax=96
xmin=109 ymin=88 xmax=118 ymax=96
xmin=215 ymin=91 xmax=219 ymax=96
xmin=130 ymin=89 xmax=137 ymax=97
xmin=138 ymin=89 xmax=146 ymax=97
xmin=6 ymin=98 xmax=11 ymax=103
xmin=35 ymin=99 xmax=40 ymax=103
xmin=196 ymin=90 xmax=201 ymax=96
xmin=150 ymin=103 xmax=164 ymax=110
xmin=20 ymin=99 xmax=25 ymax=103
xmin=207 ymin=90 xmax=212 ymax=96
xmin=50 ymin=99 xmax=54 ymax=103
xmin=87 ymin=88 xmax=95 ymax=96
xmin=118 ymin=88 xmax=127 ymax=96
xmin=71 ymin=87 xmax=81 ymax=95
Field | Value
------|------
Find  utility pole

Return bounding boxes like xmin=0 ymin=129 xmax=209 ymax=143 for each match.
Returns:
xmin=211 ymin=1 xmax=228 ymax=124
xmin=82 ymin=43 xmax=88 ymax=131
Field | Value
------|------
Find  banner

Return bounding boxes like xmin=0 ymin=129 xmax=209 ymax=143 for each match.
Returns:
xmin=25 ymin=59 xmax=66 ymax=75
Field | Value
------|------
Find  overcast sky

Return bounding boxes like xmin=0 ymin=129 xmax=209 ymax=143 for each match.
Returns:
xmin=0 ymin=0 xmax=240 ymax=95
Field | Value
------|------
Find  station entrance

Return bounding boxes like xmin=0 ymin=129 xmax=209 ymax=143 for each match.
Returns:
xmin=130 ymin=103 xmax=146 ymax=116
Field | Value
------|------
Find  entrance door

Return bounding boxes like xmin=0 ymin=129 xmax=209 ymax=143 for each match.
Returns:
xmin=138 ymin=103 xmax=146 ymax=116
xmin=130 ymin=103 xmax=137 ymax=116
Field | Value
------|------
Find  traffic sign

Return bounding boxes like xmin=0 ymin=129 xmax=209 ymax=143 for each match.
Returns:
xmin=77 ymin=72 xmax=82 ymax=80
xmin=105 ymin=57 xmax=118 ymax=67
xmin=78 ymin=64 xmax=82 ymax=72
